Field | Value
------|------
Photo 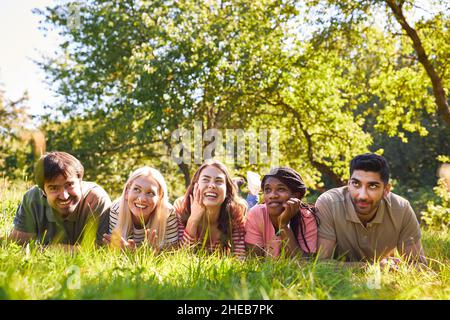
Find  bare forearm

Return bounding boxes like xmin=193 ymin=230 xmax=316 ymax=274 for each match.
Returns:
xmin=7 ymin=229 xmax=34 ymax=245
xmin=46 ymin=244 xmax=80 ymax=253
xmin=184 ymin=218 xmax=200 ymax=240
xmin=279 ymin=226 xmax=301 ymax=257
xmin=401 ymin=240 xmax=428 ymax=265
xmin=246 ymin=244 xmax=265 ymax=257
xmin=318 ymin=259 xmax=367 ymax=269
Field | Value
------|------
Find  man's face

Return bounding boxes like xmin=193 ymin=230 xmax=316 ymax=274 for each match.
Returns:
xmin=43 ymin=174 xmax=82 ymax=217
xmin=348 ymin=170 xmax=391 ymax=217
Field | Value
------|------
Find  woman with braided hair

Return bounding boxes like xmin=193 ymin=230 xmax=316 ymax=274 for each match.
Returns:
xmin=244 ymin=167 xmax=319 ymax=258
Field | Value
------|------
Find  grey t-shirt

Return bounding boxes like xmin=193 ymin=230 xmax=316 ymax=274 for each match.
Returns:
xmin=13 ymin=182 xmax=111 ymax=245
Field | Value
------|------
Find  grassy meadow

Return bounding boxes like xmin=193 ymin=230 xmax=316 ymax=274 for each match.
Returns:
xmin=0 ymin=180 xmax=449 ymax=300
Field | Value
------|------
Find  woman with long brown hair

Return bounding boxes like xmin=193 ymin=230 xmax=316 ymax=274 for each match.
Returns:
xmin=175 ymin=159 xmax=247 ymax=257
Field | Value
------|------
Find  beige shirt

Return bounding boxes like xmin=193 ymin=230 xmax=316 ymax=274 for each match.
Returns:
xmin=316 ymin=186 xmax=421 ymax=261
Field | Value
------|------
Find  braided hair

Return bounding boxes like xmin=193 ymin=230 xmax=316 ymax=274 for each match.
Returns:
xmin=261 ymin=167 xmax=319 ymax=253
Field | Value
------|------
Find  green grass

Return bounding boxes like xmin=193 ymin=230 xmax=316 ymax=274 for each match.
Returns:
xmin=0 ymin=181 xmax=449 ymax=300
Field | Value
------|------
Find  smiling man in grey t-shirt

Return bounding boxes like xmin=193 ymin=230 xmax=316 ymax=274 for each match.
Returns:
xmin=8 ymin=151 xmax=111 ymax=246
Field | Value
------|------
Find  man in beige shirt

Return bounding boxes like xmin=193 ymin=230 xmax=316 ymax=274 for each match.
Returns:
xmin=316 ymin=153 xmax=426 ymax=267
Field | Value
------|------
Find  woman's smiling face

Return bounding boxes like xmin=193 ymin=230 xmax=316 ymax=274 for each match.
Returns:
xmin=126 ymin=175 xmax=160 ymax=225
xmin=263 ymin=177 xmax=294 ymax=216
xmin=197 ymin=165 xmax=227 ymax=208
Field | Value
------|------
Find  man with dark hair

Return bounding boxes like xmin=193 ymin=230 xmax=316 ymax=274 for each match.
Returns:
xmin=8 ymin=151 xmax=111 ymax=246
xmin=316 ymin=153 xmax=426 ymax=267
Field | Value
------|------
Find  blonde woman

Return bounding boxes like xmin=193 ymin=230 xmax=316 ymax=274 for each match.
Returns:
xmin=102 ymin=166 xmax=178 ymax=251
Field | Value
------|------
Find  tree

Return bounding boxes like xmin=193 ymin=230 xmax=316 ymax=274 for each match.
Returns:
xmin=40 ymin=114 xmax=186 ymax=199
xmin=37 ymin=0 xmax=299 ymax=185
xmin=37 ymin=0 xmax=374 ymax=189
xmin=0 ymin=88 xmax=36 ymax=180
xmin=305 ymin=0 xmax=450 ymax=134
xmin=385 ymin=0 xmax=449 ymax=125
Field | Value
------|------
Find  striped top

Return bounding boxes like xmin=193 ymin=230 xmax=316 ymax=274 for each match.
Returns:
xmin=175 ymin=198 xmax=246 ymax=257
xmin=109 ymin=198 xmax=179 ymax=248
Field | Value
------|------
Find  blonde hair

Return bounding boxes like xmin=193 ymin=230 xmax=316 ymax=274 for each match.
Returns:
xmin=114 ymin=166 xmax=171 ymax=247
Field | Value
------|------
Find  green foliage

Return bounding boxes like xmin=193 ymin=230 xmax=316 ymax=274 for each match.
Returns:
xmin=369 ymin=112 xmax=450 ymax=197
xmin=421 ymin=156 xmax=450 ymax=230
xmin=0 ymin=227 xmax=449 ymax=299
xmin=33 ymin=0 xmax=449 ymax=193
xmin=40 ymin=115 xmax=187 ymax=200
xmin=1 ymin=178 xmax=449 ymax=300
xmin=391 ymin=184 xmax=437 ymax=215
xmin=0 ymin=89 xmax=36 ymax=181
xmin=304 ymin=0 xmax=450 ymax=135
xmin=15 ymin=0 xmax=445 ymax=214
xmin=34 ymin=0 xmax=378 ymax=190
xmin=421 ymin=179 xmax=450 ymax=230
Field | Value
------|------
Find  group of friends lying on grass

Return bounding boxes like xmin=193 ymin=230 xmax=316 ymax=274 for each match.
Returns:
xmin=5 ymin=151 xmax=427 ymax=269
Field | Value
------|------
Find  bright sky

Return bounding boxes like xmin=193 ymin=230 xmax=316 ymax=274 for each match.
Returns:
xmin=0 ymin=0 xmax=60 ymax=116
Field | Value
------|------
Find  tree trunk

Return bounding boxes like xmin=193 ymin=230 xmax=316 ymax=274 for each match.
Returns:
xmin=278 ymin=99 xmax=345 ymax=187
xmin=178 ymin=162 xmax=191 ymax=188
xmin=311 ymin=160 xmax=345 ymax=188
xmin=386 ymin=0 xmax=450 ymax=126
